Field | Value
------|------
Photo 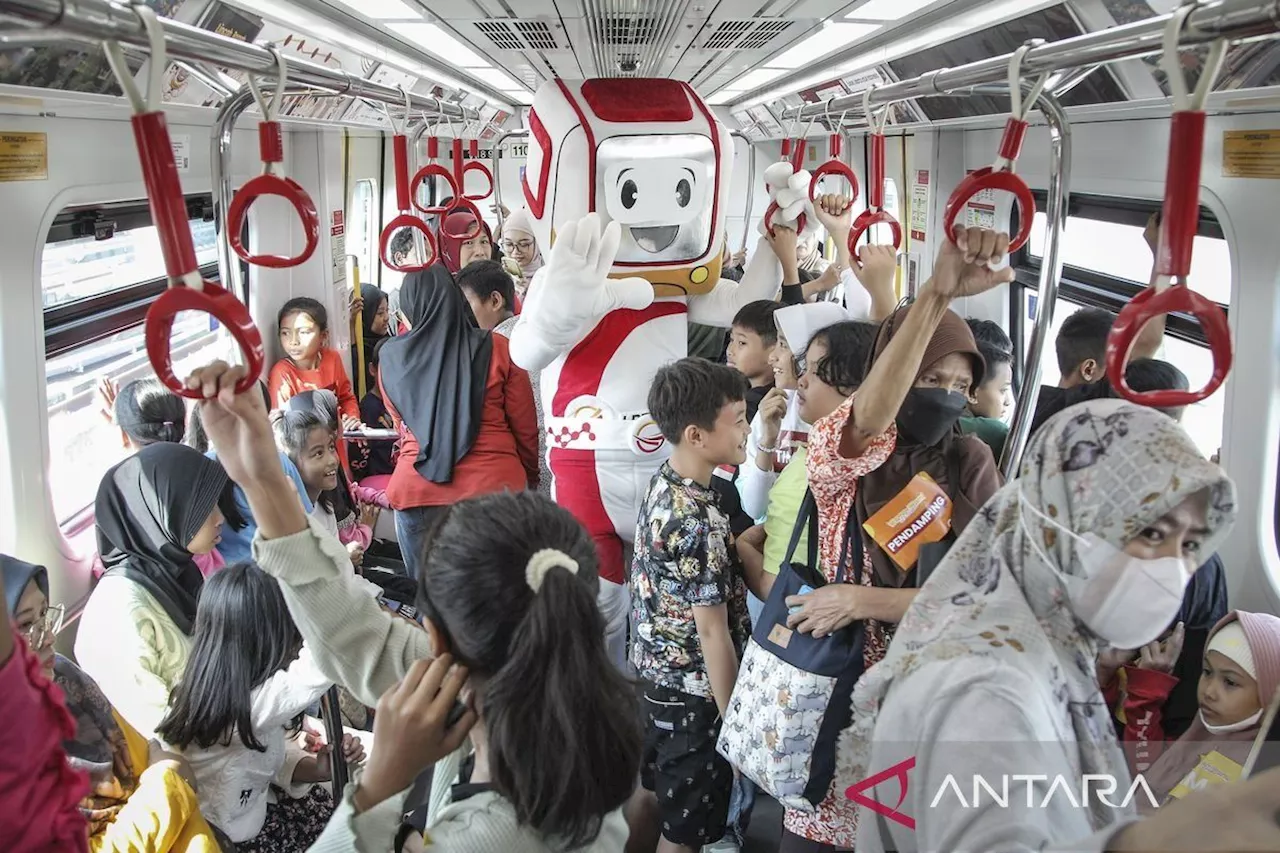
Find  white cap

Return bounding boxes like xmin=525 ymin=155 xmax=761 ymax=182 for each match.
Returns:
xmin=1207 ymin=621 xmax=1257 ymax=680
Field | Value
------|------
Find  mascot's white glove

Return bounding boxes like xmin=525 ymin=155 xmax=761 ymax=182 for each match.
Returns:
xmin=509 ymin=212 xmax=654 ymax=372
xmin=763 ymin=161 xmax=818 ymax=237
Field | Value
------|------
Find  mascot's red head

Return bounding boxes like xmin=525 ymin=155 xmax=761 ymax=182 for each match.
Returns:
xmin=521 ymin=78 xmax=732 ymax=296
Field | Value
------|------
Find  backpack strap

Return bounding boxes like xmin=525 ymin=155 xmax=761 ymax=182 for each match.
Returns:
xmin=782 ymin=489 xmax=821 ymax=578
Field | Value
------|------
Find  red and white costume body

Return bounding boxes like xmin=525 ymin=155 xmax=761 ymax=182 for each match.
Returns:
xmin=510 ymin=79 xmax=793 ymax=669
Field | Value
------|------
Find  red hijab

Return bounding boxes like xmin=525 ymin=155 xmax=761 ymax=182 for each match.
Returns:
xmin=437 ymin=210 xmax=493 ymax=275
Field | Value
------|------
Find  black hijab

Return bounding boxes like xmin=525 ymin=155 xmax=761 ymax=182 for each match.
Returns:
xmin=2 ymin=553 xmax=47 ymax=616
xmin=356 ymin=283 xmax=390 ymax=368
xmin=94 ymin=443 xmax=228 ymax=634
xmin=378 ymin=266 xmax=493 ymax=484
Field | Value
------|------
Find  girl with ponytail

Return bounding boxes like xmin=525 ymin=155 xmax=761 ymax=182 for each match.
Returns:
xmin=184 ymin=360 xmax=640 ymax=852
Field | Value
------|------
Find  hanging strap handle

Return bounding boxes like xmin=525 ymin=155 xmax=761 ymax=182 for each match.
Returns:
xmin=850 ymin=86 xmax=904 ymax=252
xmin=380 ymin=87 xmax=438 ymax=271
xmin=227 ymin=47 xmax=321 ymax=269
xmin=943 ymin=41 xmax=1047 ymax=252
xmin=765 ymin=114 xmax=814 ymax=237
xmin=808 ymin=97 xmax=859 ymax=204
xmin=104 ymin=5 xmax=262 ymax=398
xmin=1107 ymin=7 xmax=1232 ymax=408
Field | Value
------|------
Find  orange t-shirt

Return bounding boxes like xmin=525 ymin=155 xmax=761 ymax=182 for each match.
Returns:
xmin=267 ymin=349 xmax=361 ymax=422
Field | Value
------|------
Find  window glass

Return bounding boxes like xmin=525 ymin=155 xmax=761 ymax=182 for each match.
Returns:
xmin=1027 ymin=212 xmax=1230 ymax=305
xmin=42 ymin=219 xmax=217 ymax=309
xmin=45 ymin=316 xmax=230 ymax=524
xmin=347 ymin=179 xmax=378 ymax=285
xmin=851 ymin=178 xmax=902 ymax=249
xmin=1019 ymin=292 xmax=1222 ymax=460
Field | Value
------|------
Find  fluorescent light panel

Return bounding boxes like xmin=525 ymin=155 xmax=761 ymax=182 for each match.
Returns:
xmin=705 ymin=90 xmax=742 ymax=105
xmin=330 ymin=0 xmax=419 ymax=19
xmin=502 ymin=89 xmax=535 ymax=104
xmin=388 ymin=22 xmax=490 ymax=68
xmin=726 ymin=67 xmax=789 ymax=91
xmin=846 ymin=0 xmax=936 ymax=21
xmin=767 ymin=22 xmax=880 ymax=69
xmin=467 ymin=67 xmax=522 ymax=90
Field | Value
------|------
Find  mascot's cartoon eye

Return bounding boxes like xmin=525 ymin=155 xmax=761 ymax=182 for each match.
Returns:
xmin=675 ymin=178 xmax=692 ymax=208
xmin=622 ymin=180 xmax=638 ymax=209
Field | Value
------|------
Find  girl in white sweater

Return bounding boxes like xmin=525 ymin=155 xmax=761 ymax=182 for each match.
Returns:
xmin=183 ymin=358 xmax=641 ymax=852
xmin=156 ymin=562 xmax=352 ymax=850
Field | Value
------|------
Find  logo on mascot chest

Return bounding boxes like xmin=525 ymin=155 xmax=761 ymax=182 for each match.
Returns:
xmin=629 ymin=418 xmax=666 ymax=456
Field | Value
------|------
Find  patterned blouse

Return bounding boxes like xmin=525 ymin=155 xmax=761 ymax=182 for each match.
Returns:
xmin=785 ymin=394 xmax=896 ymax=845
xmin=631 ymin=463 xmax=752 ymax=700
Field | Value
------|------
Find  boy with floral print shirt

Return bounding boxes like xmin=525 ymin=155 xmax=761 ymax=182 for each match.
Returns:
xmin=631 ymin=358 xmax=752 ymax=853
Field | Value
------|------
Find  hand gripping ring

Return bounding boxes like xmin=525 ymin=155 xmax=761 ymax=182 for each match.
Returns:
xmin=1106 ymin=285 xmax=1233 ymax=406
xmin=145 ymin=281 xmax=264 ymax=398
xmin=808 ymin=159 xmax=860 ymax=205
xmin=410 ymin=163 xmax=460 ymax=214
xmin=763 ymin=199 xmax=806 ymax=239
xmin=849 ymin=209 xmax=903 ymax=252
xmin=380 ymin=214 xmax=438 ymax=272
xmin=462 ymin=160 xmax=495 ymax=201
xmin=227 ymin=171 xmax=321 ymax=268
xmin=943 ymin=167 xmax=1036 ymax=252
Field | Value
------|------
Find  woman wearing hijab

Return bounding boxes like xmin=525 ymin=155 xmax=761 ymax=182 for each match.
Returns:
xmin=777 ymin=228 xmax=1008 ymax=851
xmin=351 ymin=282 xmax=390 ymax=383
xmin=378 ymin=267 xmax=539 ymax=577
xmin=75 ymin=444 xmax=231 ymax=739
xmin=3 ymin=554 xmax=222 ymax=852
xmin=832 ymin=400 xmax=1269 ymax=852
xmin=499 ymin=207 xmax=543 ymax=299
xmin=437 ymin=208 xmax=496 ymax=277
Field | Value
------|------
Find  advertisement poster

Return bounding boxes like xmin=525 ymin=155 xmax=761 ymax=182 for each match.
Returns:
xmin=162 ymin=2 xmax=262 ymax=107
xmin=910 ymin=170 xmax=930 ymax=242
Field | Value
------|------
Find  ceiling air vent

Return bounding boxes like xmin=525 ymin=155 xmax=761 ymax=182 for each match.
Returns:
xmin=605 ymin=16 xmax=656 ymax=46
xmin=514 ymin=20 xmax=558 ymax=51
xmin=475 ymin=21 xmax=524 ymax=51
xmin=738 ymin=19 xmax=792 ymax=51
xmin=704 ymin=20 xmax=753 ymax=50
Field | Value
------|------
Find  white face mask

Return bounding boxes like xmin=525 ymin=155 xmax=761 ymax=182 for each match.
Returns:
xmin=1200 ymin=707 xmax=1264 ymax=735
xmin=1019 ymin=494 xmax=1191 ymax=649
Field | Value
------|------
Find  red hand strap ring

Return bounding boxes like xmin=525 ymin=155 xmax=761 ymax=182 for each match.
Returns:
xmin=944 ymin=42 xmax=1047 ymax=253
xmin=227 ymin=48 xmax=320 ymax=269
xmin=849 ymin=91 xmax=902 ymax=253
xmin=808 ymin=102 xmax=859 ymax=203
xmin=103 ymin=8 xmax=261 ymax=398
xmin=380 ymin=89 xmax=438 ymax=272
xmin=1107 ymin=10 xmax=1231 ymax=407
xmin=411 ymin=116 xmax=461 ymax=214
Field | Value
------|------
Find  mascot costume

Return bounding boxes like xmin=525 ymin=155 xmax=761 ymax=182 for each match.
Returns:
xmin=509 ymin=78 xmax=815 ymax=668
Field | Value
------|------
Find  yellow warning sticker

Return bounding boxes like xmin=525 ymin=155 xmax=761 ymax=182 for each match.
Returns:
xmin=0 ymin=132 xmax=47 ymax=182
xmin=1223 ymin=130 xmax=1280 ymax=178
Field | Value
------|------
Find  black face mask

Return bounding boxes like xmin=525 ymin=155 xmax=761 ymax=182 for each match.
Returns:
xmin=896 ymin=387 xmax=967 ymax=447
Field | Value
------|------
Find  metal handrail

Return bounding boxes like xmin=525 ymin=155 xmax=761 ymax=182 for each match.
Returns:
xmin=490 ymin=129 xmax=529 ymax=236
xmin=729 ymin=130 xmax=756 ymax=254
xmin=0 ymin=0 xmax=482 ymax=121
xmin=778 ymin=0 xmax=1280 ymax=123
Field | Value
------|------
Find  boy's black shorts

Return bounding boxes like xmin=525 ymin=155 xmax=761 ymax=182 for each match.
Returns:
xmin=640 ymin=681 xmax=733 ymax=847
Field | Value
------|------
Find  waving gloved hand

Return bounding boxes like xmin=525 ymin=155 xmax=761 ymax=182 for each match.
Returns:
xmin=509 ymin=212 xmax=654 ymax=371
xmin=764 ymin=161 xmax=817 ymax=237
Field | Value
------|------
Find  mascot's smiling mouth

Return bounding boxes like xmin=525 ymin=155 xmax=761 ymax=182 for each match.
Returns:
xmin=630 ymin=225 xmax=679 ymax=254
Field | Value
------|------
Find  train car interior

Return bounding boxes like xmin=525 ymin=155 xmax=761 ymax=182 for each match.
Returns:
xmin=2 ymin=0 xmax=1280 ymax=850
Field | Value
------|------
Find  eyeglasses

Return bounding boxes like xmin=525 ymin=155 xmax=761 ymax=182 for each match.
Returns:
xmin=502 ymin=240 xmax=534 ymax=253
xmin=20 ymin=604 xmax=64 ymax=649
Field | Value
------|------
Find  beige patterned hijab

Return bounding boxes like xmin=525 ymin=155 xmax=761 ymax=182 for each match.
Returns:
xmin=835 ymin=399 xmax=1237 ymax=830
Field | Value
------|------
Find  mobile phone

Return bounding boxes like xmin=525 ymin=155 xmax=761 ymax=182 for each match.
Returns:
xmin=1241 ymin=682 xmax=1280 ymax=778
xmin=788 ymin=584 xmax=815 ymax=615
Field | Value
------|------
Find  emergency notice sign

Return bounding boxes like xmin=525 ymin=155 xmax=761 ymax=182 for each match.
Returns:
xmin=0 ymin=132 xmax=47 ymax=182
xmin=1223 ymin=130 xmax=1280 ymax=178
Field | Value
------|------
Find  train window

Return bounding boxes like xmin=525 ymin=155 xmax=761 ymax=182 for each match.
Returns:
xmin=41 ymin=198 xmax=225 ymax=524
xmin=1013 ymin=194 xmax=1229 ymax=460
xmin=1027 ymin=212 xmax=1231 ymax=305
xmin=347 ymin=179 xmax=378 ymax=283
